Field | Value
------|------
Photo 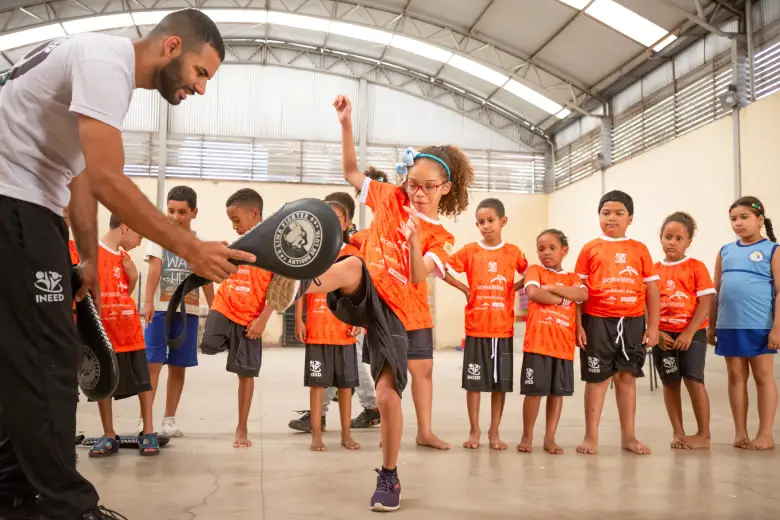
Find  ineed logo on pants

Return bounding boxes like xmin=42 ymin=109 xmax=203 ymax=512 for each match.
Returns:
xmin=35 ymin=271 xmax=64 ymax=303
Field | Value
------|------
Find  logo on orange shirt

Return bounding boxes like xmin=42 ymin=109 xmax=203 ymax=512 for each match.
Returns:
xmin=615 ymin=252 xmax=627 ymax=264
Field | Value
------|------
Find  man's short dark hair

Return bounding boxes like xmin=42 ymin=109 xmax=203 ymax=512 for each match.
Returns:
xmin=324 ymin=192 xmax=356 ymax=220
xmin=226 ymin=188 xmax=263 ymax=217
xmin=168 ymin=185 xmax=197 ymax=210
xmin=599 ymin=190 xmax=634 ymax=216
xmin=109 ymin=214 xmax=122 ymax=230
xmin=150 ymin=9 xmax=225 ymax=62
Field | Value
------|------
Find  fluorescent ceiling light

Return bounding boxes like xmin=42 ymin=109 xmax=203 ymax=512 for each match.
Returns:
xmin=555 ymin=108 xmax=572 ymax=119
xmin=390 ymin=35 xmax=452 ymax=62
xmin=504 ymin=79 xmax=564 ymax=115
xmin=131 ymin=10 xmax=174 ymax=26
xmin=62 ymin=13 xmax=133 ymax=34
xmin=202 ymin=9 xmax=267 ymax=24
xmin=0 ymin=23 xmax=66 ymax=52
xmin=329 ymin=21 xmax=392 ymax=45
xmin=557 ymin=0 xmax=590 ymax=8
xmin=585 ymin=0 xmax=669 ymax=47
xmin=267 ymin=11 xmax=329 ymax=32
xmin=447 ymin=55 xmax=508 ymax=87
xmin=653 ymin=34 xmax=677 ymax=52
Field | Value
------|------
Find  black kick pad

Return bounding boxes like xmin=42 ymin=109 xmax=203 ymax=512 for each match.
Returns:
xmin=73 ymin=266 xmax=120 ymax=401
xmin=81 ymin=435 xmax=171 ymax=449
xmin=165 ymin=198 xmax=343 ymax=349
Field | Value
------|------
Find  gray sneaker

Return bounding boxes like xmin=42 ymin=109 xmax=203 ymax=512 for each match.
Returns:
xmin=288 ymin=410 xmax=326 ymax=433
xmin=351 ymin=408 xmax=380 ymax=429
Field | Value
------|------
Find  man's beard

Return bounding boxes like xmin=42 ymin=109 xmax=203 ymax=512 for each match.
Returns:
xmin=158 ymin=57 xmax=185 ymax=105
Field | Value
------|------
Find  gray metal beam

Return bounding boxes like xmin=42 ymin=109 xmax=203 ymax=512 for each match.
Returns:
xmin=655 ymin=0 xmax=734 ymax=38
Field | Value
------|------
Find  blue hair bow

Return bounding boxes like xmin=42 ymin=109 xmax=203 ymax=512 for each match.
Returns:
xmin=395 ymin=147 xmax=451 ymax=181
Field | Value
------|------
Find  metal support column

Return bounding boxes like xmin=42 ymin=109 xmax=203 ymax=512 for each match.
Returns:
xmin=731 ymin=32 xmax=750 ymax=200
xmin=357 ymin=78 xmax=369 ymax=229
xmin=746 ymin=0 xmax=756 ymax=102
xmin=599 ymin=113 xmax=613 ymax=195
xmin=155 ymin=102 xmax=169 ymax=211
xmin=543 ymin=142 xmax=555 ymax=194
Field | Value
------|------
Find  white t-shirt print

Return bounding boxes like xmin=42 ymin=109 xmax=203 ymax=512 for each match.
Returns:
xmin=145 ymin=232 xmax=201 ymax=315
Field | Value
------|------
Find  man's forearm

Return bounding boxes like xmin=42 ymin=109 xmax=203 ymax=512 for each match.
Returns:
xmin=68 ymin=172 xmax=98 ymax=264
xmin=88 ymin=169 xmax=196 ymax=258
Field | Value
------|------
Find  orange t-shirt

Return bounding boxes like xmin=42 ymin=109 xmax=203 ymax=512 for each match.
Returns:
xmin=211 ymin=266 xmax=274 ymax=327
xmin=305 ymin=244 xmax=360 ymax=345
xmin=523 ymin=265 xmax=584 ymax=361
xmin=349 ymin=229 xmax=368 ymax=249
xmin=359 ymin=178 xmax=454 ymax=328
xmin=656 ymin=257 xmax=715 ymax=333
xmin=98 ymin=242 xmax=144 ymax=353
xmin=447 ymin=241 xmax=528 ymax=338
xmin=68 ymin=240 xmax=80 ymax=265
xmin=575 ymin=236 xmax=659 ymax=318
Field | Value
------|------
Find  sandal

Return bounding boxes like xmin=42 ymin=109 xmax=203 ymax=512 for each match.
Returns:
xmin=88 ymin=436 xmax=120 ymax=458
xmin=138 ymin=433 xmax=160 ymax=457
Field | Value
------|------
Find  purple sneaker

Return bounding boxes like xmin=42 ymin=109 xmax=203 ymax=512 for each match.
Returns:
xmin=370 ymin=468 xmax=401 ymax=512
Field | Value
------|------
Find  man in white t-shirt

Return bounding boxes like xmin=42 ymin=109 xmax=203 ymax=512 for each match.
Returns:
xmin=0 ymin=9 xmax=254 ymax=520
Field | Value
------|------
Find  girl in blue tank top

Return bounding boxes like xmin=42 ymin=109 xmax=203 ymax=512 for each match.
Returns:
xmin=708 ymin=196 xmax=778 ymax=451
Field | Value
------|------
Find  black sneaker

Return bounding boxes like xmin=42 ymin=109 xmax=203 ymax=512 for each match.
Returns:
xmin=351 ymin=408 xmax=380 ymax=429
xmin=370 ymin=468 xmax=401 ymax=512
xmin=288 ymin=410 xmax=326 ymax=433
xmin=82 ymin=506 xmax=128 ymax=519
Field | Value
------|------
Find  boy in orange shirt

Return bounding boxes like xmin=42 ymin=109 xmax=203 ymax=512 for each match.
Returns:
xmin=444 ymin=198 xmax=528 ymax=450
xmin=201 ymin=188 xmax=274 ymax=448
xmin=88 ymin=215 xmax=158 ymax=458
xmin=575 ymin=190 xmax=660 ymax=455
xmin=295 ymin=201 xmax=362 ymax=451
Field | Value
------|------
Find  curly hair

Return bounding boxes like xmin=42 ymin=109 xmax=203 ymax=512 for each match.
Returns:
xmin=355 ymin=166 xmax=390 ymax=196
xmin=416 ymin=145 xmax=474 ymax=217
xmin=661 ymin=211 xmax=697 ymax=239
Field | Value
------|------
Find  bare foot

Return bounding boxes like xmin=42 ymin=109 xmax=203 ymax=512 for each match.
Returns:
xmin=543 ymin=438 xmax=564 ymax=455
xmin=670 ymin=434 xmax=689 ymax=450
xmin=622 ymin=438 xmax=651 ymax=455
xmin=341 ymin=436 xmax=361 ymax=450
xmin=682 ymin=434 xmax=710 ymax=449
xmin=746 ymin=435 xmax=775 ymax=451
xmin=488 ymin=433 xmax=507 ymax=451
xmin=576 ymin=437 xmax=598 ymax=455
xmin=463 ymin=430 xmax=480 ymax=449
xmin=516 ymin=435 xmax=533 ymax=453
xmin=310 ymin=435 xmax=326 ymax=452
xmin=233 ymin=432 xmax=253 ymax=449
xmin=416 ymin=433 xmax=451 ymax=450
xmin=733 ymin=434 xmax=751 ymax=449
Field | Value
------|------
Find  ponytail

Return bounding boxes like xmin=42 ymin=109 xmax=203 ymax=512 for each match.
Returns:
xmin=765 ymin=218 xmax=777 ymax=243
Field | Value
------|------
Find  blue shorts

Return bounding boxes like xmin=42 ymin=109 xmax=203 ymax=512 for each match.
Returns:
xmin=715 ymin=328 xmax=777 ymax=358
xmin=145 ymin=311 xmax=199 ymax=367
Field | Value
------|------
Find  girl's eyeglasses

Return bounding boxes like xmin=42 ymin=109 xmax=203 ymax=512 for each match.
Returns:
xmin=405 ymin=182 xmax=445 ymax=195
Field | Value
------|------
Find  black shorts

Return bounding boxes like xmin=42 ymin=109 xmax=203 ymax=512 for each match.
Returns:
xmin=407 ymin=328 xmax=433 ymax=360
xmin=304 ymin=344 xmax=359 ymax=388
xmin=461 ymin=336 xmax=513 ymax=392
xmin=652 ymin=329 xmax=707 ymax=385
xmin=326 ymin=258 xmax=408 ymax=395
xmin=520 ymin=352 xmax=574 ymax=397
xmin=88 ymin=350 xmax=152 ymax=401
xmin=580 ymin=314 xmax=647 ymax=383
xmin=113 ymin=350 xmax=152 ymax=400
xmin=200 ymin=310 xmax=262 ymax=377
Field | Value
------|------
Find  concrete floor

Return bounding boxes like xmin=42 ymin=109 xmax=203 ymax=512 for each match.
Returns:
xmin=75 ymin=341 xmax=780 ymax=520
